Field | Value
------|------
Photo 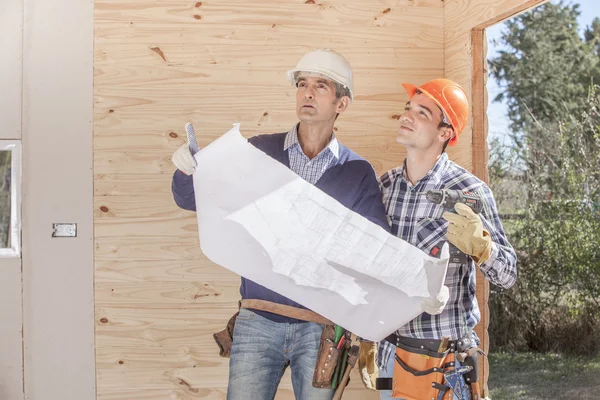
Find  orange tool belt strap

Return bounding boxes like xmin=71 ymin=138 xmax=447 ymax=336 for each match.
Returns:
xmin=239 ymin=299 xmax=333 ymax=326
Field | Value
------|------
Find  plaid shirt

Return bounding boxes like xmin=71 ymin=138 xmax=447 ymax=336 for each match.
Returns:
xmin=376 ymin=153 xmax=517 ymax=370
xmin=284 ymin=124 xmax=339 ymax=184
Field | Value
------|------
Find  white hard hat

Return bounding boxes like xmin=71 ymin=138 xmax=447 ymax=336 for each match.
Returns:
xmin=286 ymin=49 xmax=354 ymax=101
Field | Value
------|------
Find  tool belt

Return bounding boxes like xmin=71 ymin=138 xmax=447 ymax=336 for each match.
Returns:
xmin=376 ymin=334 xmax=483 ymax=400
xmin=212 ymin=299 xmax=359 ymax=396
xmin=212 ymin=299 xmax=333 ymax=357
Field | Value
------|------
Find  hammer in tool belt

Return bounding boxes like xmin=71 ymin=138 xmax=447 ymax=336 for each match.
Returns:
xmin=332 ymin=345 xmax=359 ymax=400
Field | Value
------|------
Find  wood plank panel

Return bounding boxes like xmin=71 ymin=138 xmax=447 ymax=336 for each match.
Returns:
xmin=93 ymin=90 xmax=413 ymax=125
xmin=96 ymin=0 xmax=443 ymax=6
xmin=93 ymin=110 xmax=406 ymax=137
xmin=93 ymin=102 xmax=412 ymax=140
xmin=96 ymin=303 xmax=236 ymax=321
xmin=95 ymin=45 xmax=444 ymax=69
xmin=95 ymin=65 xmax=441 ymax=93
xmin=95 ymin=260 xmax=234 ymax=283
xmin=94 ymin=196 xmax=186 ymax=219
xmin=97 ymin=388 xmax=226 ymax=400
xmin=95 ymin=2 xmax=443 ymax=30
xmin=93 ymin=133 xmax=405 ymax=175
xmin=95 ymin=0 xmax=443 ymax=398
xmin=95 ymin=174 xmax=175 ymax=196
xmin=93 ymin=85 xmax=412 ymax=109
xmin=95 ymin=236 xmax=205 ymax=261
xmin=97 ymin=369 xmax=369 ymax=399
xmin=95 ymin=217 xmax=199 ymax=238
xmin=93 ymin=130 xmax=401 ymax=152
xmin=96 ymin=347 xmax=225 ymax=370
xmin=96 ymin=387 xmax=371 ymax=400
xmin=95 ymin=22 xmax=442 ymax=49
xmin=445 ymin=0 xmax=548 ymax=34
xmin=95 ymin=282 xmax=239 ymax=305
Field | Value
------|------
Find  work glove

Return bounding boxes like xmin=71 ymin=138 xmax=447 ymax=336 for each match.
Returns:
xmin=421 ymin=285 xmax=449 ymax=315
xmin=442 ymin=203 xmax=492 ymax=264
xmin=358 ymin=341 xmax=378 ymax=390
xmin=172 ymin=143 xmax=197 ymax=175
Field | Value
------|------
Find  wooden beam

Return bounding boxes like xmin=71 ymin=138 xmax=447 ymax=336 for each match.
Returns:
xmin=473 ymin=0 xmax=550 ymax=30
xmin=471 ymin=28 xmax=488 ymax=184
xmin=470 ymin=27 xmax=490 ymax=396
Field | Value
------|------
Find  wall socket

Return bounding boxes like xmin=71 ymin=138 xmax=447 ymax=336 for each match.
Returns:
xmin=52 ymin=223 xmax=77 ymax=238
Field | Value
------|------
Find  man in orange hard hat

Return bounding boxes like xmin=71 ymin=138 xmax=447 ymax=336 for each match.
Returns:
xmin=358 ymin=79 xmax=518 ymax=400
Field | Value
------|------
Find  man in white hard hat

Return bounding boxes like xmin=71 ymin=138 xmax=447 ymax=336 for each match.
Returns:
xmin=170 ymin=49 xmax=392 ymax=399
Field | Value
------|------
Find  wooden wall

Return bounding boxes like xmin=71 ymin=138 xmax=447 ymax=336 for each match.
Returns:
xmin=94 ymin=0 xmax=445 ymax=398
xmin=444 ymin=0 xmax=548 ymax=395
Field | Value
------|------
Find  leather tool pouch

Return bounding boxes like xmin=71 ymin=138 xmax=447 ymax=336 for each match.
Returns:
xmin=213 ymin=312 xmax=238 ymax=358
xmin=312 ymin=325 xmax=348 ymax=388
xmin=391 ymin=343 xmax=454 ymax=400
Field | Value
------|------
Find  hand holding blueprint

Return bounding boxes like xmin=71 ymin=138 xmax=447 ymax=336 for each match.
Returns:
xmin=193 ymin=124 xmax=449 ymax=341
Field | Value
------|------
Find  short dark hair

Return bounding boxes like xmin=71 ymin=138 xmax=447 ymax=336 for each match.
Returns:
xmin=417 ymin=88 xmax=453 ymax=153
xmin=332 ymin=81 xmax=351 ymax=101
xmin=438 ymin=121 xmax=453 ymax=153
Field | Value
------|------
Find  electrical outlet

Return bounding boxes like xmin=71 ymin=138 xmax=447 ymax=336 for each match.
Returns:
xmin=52 ymin=223 xmax=77 ymax=238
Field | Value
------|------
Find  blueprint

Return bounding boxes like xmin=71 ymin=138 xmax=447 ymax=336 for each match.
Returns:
xmin=193 ymin=124 xmax=449 ymax=341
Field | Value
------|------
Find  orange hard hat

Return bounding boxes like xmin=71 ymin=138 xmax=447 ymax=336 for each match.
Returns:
xmin=402 ymin=78 xmax=469 ymax=146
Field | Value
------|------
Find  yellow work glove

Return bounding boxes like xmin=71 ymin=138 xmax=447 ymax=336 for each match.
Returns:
xmin=442 ymin=203 xmax=492 ymax=264
xmin=358 ymin=341 xmax=378 ymax=390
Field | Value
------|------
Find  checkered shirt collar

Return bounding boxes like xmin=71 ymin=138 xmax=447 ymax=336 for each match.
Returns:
xmin=283 ymin=124 xmax=339 ymax=160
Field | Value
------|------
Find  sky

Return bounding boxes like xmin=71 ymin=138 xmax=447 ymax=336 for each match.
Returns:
xmin=486 ymin=0 xmax=600 ymax=144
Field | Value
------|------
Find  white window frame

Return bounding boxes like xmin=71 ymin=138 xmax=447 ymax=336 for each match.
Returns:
xmin=0 ymin=140 xmax=21 ymax=258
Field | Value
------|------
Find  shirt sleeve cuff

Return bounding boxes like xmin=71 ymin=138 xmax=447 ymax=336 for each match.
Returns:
xmin=477 ymin=241 xmax=499 ymax=270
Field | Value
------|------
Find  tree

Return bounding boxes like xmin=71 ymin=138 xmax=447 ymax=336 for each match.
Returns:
xmin=487 ymin=1 xmax=600 ymax=355
xmin=489 ymin=1 xmax=597 ymax=135
xmin=489 ymin=86 xmax=600 ymax=355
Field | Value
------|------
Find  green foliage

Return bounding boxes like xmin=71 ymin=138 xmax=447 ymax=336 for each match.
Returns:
xmin=489 ymin=1 xmax=600 ymax=136
xmin=489 ymin=86 xmax=600 ymax=355
xmin=0 ymin=150 xmax=11 ymax=249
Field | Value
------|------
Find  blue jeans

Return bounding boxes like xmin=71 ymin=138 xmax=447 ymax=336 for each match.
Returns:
xmin=227 ymin=308 xmax=334 ymax=400
xmin=379 ymin=351 xmax=471 ymax=400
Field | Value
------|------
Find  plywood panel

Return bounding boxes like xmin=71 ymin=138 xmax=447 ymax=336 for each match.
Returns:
xmin=0 ymin=259 xmax=24 ymax=400
xmin=96 ymin=388 xmax=370 ymax=400
xmin=96 ymin=23 xmax=442 ymax=49
xmin=95 ymin=282 xmax=239 ymax=305
xmin=95 ymin=196 xmax=188 ymax=219
xmin=95 ymin=260 xmax=232 ymax=283
xmin=96 ymin=45 xmax=444 ymax=69
xmin=95 ymin=174 xmax=175 ymax=196
xmin=445 ymin=0 xmax=549 ymax=35
xmin=96 ymin=236 xmax=204 ymax=261
xmin=95 ymin=0 xmax=444 ymax=398
xmin=93 ymin=133 xmax=404 ymax=175
xmin=0 ymin=0 xmax=23 ymax=140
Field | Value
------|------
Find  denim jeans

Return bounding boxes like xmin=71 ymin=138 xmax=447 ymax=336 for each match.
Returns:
xmin=379 ymin=351 xmax=471 ymax=400
xmin=226 ymin=308 xmax=334 ymax=400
